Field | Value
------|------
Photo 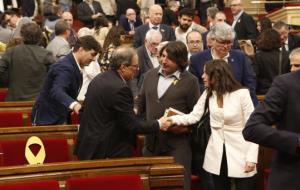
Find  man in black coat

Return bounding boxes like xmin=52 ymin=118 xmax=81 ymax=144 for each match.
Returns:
xmin=243 ymin=48 xmax=300 ymax=190
xmin=77 ymin=0 xmax=104 ymax=28
xmin=74 ymin=46 xmax=168 ymax=160
xmin=230 ymin=0 xmax=258 ymax=43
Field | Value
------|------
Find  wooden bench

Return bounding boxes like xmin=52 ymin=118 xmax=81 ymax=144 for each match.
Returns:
xmin=0 ymin=157 xmax=184 ymax=190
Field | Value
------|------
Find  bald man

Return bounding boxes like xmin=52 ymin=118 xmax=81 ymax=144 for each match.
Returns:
xmin=61 ymin=12 xmax=78 ymax=47
xmin=133 ymin=4 xmax=175 ymax=48
xmin=119 ymin=8 xmax=143 ymax=35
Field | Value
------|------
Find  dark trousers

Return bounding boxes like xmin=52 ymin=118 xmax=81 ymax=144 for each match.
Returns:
xmin=212 ymin=145 xmax=257 ymax=190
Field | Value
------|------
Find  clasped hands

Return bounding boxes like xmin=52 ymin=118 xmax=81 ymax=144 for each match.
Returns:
xmin=158 ymin=116 xmax=173 ymax=131
xmin=159 ymin=116 xmax=189 ymax=134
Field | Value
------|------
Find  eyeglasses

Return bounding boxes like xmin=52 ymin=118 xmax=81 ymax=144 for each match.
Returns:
xmin=128 ymin=64 xmax=139 ymax=70
xmin=215 ymin=39 xmax=233 ymax=45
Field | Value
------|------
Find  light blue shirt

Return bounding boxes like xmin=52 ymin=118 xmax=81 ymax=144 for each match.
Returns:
xmin=157 ymin=68 xmax=181 ymax=99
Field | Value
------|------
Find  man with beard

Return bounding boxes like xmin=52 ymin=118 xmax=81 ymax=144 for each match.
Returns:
xmin=175 ymin=8 xmax=207 ymax=46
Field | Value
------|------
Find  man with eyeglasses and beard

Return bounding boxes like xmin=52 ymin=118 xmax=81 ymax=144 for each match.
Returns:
xmin=175 ymin=8 xmax=207 ymax=46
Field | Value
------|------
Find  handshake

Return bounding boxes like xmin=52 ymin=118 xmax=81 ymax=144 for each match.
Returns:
xmin=158 ymin=116 xmax=173 ymax=131
xmin=158 ymin=114 xmax=189 ymax=134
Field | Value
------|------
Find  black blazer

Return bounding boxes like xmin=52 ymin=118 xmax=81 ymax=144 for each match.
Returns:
xmin=133 ymin=24 xmax=176 ymax=48
xmin=77 ymin=1 xmax=104 ymax=28
xmin=243 ymin=70 xmax=300 ymax=190
xmin=234 ymin=12 xmax=258 ymax=42
xmin=288 ymin=33 xmax=300 ymax=52
xmin=75 ymin=70 xmax=159 ymax=160
xmin=253 ymin=49 xmax=290 ymax=94
xmin=118 ymin=15 xmax=143 ymax=34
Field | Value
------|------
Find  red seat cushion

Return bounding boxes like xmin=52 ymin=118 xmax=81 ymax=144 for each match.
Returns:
xmin=0 ymin=112 xmax=24 ymax=128
xmin=0 ymin=89 xmax=7 ymax=102
xmin=0 ymin=138 xmax=70 ymax=166
xmin=0 ymin=180 xmax=60 ymax=190
xmin=66 ymin=174 xmax=143 ymax=190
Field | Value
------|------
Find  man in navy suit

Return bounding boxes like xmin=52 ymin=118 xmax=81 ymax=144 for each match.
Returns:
xmin=189 ymin=22 xmax=257 ymax=105
xmin=31 ymin=36 xmax=101 ymax=125
xmin=243 ymin=53 xmax=300 ymax=190
xmin=119 ymin=8 xmax=142 ymax=35
xmin=133 ymin=4 xmax=175 ymax=48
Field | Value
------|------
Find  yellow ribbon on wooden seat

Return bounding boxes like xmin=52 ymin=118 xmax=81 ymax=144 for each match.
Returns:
xmin=25 ymin=136 xmax=46 ymax=165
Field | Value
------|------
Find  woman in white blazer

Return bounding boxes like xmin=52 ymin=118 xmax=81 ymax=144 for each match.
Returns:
xmin=168 ymin=60 xmax=258 ymax=190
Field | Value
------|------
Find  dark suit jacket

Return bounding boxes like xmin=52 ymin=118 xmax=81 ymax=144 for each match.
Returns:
xmin=137 ymin=68 xmax=200 ymax=154
xmin=189 ymin=49 xmax=258 ymax=105
xmin=234 ymin=11 xmax=258 ymax=42
xmin=131 ymin=45 xmax=154 ymax=97
xmin=74 ymin=70 xmax=159 ymax=160
xmin=253 ymin=49 xmax=290 ymax=94
xmin=243 ymin=71 xmax=300 ymax=190
xmin=119 ymin=15 xmax=142 ymax=34
xmin=31 ymin=53 xmax=82 ymax=125
xmin=0 ymin=44 xmax=55 ymax=101
xmin=288 ymin=33 xmax=300 ymax=52
xmin=77 ymin=1 xmax=104 ymax=28
xmin=133 ymin=24 xmax=176 ymax=48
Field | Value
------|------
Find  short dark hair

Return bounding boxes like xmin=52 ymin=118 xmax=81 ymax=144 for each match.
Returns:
xmin=73 ymin=35 xmax=101 ymax=53
xmin=21 ymin=23 xmax=43 ymax=45
xmin=273 ymin=21 xmax=289 ymax=30
xmin=205 ymin=59 xmax=243 ymax=102
xmin=256 ymin=29 xmax=281 ymax=50
xmin=159 ymin=41 xmax=188 ymax=71
xmin=110 ymin=46 xmax=137 ymax=70
xmin=3 ymin=10 xmax=19 ymax=17
xmin=54 ymin=20 xmax=70 ymax=36
xmin=259 ymin=17 xmax=272 ymax=33
xmin=179 ymin=8 xmax=194 ymax=18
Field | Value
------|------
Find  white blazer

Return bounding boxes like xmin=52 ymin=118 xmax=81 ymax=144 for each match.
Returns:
xmin=171 ymin=89 xmax=258 ymax=178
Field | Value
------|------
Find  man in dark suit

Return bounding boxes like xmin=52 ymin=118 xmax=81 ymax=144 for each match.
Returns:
xmin=190 ymin=22 xmax=257 ymax=105
xmin=31 ymin=36 xmax=101 ymax=125
xmin=119 ymin=8 xmax=142 ymax=35
xmin=131 ymin=29 xmax=162 ymax=97
xmin=230 ymin=0 xmax=258 ymax=43
xmin=77 ymin=0 xmax=104 ymax=28
xmin=74 ymin=46 xmax=168 ymax=160
xmin=273 ymin=21 xmax=300 ymax=53
xmin=243 ymin=49 xmax=300 ymax=190
xmin=133 ymin=4 xmax=175 ymax=48
xmin=136 ymin=41 xmax=200 ymax=190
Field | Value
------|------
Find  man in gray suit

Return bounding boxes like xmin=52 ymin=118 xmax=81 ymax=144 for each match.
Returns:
xmin=47 ymin=20 xmax=71 ymax=61
xmin=131 ymin=29 xmax=162 ymax=97
xmin=136 ymin=41 xmax=200 ymax=190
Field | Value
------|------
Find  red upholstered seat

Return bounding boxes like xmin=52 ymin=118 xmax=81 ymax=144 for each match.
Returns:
xmin=0 ymin=112 xmax=24 ymax=128
xmin=0 ymin=180 xmax=60 ymax=190
xmin=0 ymin=88 xmax=7 ymax=102
xmin=66 ymin=174 xmax=144 ymax=190
xmin=0 ymin=138 xmax=70 ymax=166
